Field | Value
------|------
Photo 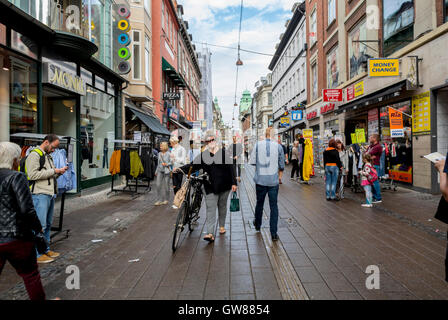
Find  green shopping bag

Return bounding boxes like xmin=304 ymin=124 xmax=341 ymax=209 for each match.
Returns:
xmin=230 ymin=191 xmax=240 ymax=212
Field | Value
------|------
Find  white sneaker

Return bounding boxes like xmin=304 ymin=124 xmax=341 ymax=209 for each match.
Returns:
xmin=155 ymin=201 xmax=162 ymax=206
xmin=162 ymin=201 xmax=169 ymax=205
xmin=372 ymin=200 xmax=382 ymax=204
xmin=362 ymin=204 xmax=373 ymax=208
xmin=172 ymin=205 xmax=178 ymax=209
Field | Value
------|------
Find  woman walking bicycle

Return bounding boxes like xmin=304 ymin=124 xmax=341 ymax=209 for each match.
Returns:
xmin=174 ymin=132 xmax=237 ymax=242
xmin=154 ymin=142 xmax=172 ymax=206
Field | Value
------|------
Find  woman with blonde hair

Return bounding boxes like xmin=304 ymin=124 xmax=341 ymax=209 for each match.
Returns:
xmin=155 ymin=142 xmax=172 ymax=206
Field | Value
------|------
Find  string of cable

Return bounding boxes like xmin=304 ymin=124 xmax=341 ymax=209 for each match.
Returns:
xmin=232 ymin=0 xmax=244 ymax=128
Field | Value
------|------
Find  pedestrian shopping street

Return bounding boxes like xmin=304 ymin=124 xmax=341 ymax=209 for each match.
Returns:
xmin=0 ymin=165 xmax=447 ymax=300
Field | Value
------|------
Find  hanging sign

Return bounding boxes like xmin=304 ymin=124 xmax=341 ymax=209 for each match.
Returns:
xmin=388 ymin=107 xmax=404 ymax=137
xmin=280 ymin=116 xmax=290 ymax=127
xmin=346 ymin=81 xmax=364 ymax=101
xmin=303 ymin=129 xmax=313 ymax=139
xmin=291 ymin=110 xmax=303 ymax=121
xmin=412 ymin=91 xmax=430 ymax=134
xmin=322 ymin=89 xmax=343 ymax=102
xmin=368 ymin=59 xmax=400 ymax=77
xmin=355 ymin=128 xmax=366 ymax=144
xmin=351 ymin=133 xmax=358 ymax=144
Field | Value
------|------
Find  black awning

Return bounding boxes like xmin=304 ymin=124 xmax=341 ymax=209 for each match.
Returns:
xmin=336 ymin=80 xmax=407 ymax=114
xmin=128 ymin=107 xmax=171 ymax=136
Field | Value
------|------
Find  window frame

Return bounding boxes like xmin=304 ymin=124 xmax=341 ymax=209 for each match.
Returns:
xmin=132 ymin=30 xmax=142 ymax=80
xmin=327 ymin=0 xmax=336 ymax=26
xmin=145 ymin=34 xmax=150 ymax=84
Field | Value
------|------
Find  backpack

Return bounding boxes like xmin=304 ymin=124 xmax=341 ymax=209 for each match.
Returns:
xmin=19 ymin=148 xmax=47 ymax=192
xmin=367 ymin=165 xmax=378 ymax=183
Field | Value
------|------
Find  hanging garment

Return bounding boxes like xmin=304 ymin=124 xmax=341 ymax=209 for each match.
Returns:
xmin=140 ymin=147 xmax=154 ymax=179
xmin=129 ymin=150 xmax=144 ymax=178
xmin=109 ymin=150 xmax=121 ymax=175
xmin=302 ymin=139 xmax=314 ymax=182
xmin=52 ymin=148 xmax=77 ymax=193
xmin=120 ymin=149 xmax=131 ymax=176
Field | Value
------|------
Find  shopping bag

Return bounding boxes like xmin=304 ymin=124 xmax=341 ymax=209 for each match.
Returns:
xmin=230 ymin=191 xmax=240 ymax=212
xmin=173 ymin=181 xmax=188 ymax=208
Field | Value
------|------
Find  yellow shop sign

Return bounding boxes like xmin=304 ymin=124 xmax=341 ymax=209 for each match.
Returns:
xmin=368 ymin=59 xmax=400 ymax=77
xmin=44 ymin=63 xmax=86 ymax=95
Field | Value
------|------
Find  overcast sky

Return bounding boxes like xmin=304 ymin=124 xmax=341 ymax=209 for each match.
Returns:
xmin=178 ymin=0 xmax=294 ymax=129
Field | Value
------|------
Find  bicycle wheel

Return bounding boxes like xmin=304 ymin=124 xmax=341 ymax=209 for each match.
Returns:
xmin=172 ymin=202 xmax=187 ymax=252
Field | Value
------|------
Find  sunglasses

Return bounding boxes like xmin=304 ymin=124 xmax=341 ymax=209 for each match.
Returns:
xmin=205 ymin=138 xmax=215 ymax=143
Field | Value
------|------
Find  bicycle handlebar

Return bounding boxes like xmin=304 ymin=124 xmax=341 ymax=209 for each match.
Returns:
xmin=175 ymin=168 xmax=208 ymax=180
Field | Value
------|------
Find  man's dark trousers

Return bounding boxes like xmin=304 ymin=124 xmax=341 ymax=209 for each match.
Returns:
xmin=254 ymin=184 xmax=279 ymax=236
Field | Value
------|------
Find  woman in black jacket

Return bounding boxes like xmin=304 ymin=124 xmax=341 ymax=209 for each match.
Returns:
xmin=0 ymin=142 xmax=46 ymax=300
xmin=323 ymin=139 xmax=343 ymax=201
xmin=175 ymin=132 xmax=237 ymax=242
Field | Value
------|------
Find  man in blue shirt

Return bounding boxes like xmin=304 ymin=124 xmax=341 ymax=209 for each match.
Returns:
xmin=249 ymin=127 xmax=285 ymax=241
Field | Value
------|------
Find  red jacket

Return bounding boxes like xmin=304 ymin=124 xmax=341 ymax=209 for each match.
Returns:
xmin=367 ymin=143 xmax=382 ymax=166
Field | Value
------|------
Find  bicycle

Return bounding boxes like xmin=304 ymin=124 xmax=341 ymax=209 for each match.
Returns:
xmin=172 ymin=167 xmax=208 ymax=252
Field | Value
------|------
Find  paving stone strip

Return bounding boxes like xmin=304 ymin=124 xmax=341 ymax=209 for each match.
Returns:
xmin=241 ymin=169 xmax=309 ymax=300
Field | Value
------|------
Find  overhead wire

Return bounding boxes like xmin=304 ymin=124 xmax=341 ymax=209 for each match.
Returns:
xmin=232 ymin=0 xmax=244 ymax=129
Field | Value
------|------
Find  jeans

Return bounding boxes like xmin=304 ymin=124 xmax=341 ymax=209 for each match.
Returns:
xmin=172 ymin=172 xmax=183 ymax=195
xmin=363 ymin=185 xmax=373 ymax=204
xmin=32 ymin=194 xmax=54 ymax=257
xmin=325 ymin=166 xmax=339 ymax=199
xmin=204 ymin=190 xmax=230 ymax=236
xmin=372 ymin=165 xmax=382 ymax=201
xmin=156 ymin=172 xmax=171 ymax=202
xmin=290 ymin=159 xmax=299 ymax=178
xmin=0 ymin=240 xmax=46 ymax=300
xmin=254 ymin=184 xmax=279 ymax=236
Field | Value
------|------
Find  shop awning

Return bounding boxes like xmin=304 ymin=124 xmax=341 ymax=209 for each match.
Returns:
xmin=336 ymin=80 xmax=407 ymax=115
xmin=162 ymin=58 xmax=186 ymax=88
xmin=169 ymin=118 xmax=190 ymax=131
xmin=128 ymin=107 xmax=171 ymax=136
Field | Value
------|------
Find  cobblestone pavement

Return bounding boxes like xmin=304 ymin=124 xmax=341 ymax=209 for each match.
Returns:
xmin=1 ymin=166 xmax=447 ymax=300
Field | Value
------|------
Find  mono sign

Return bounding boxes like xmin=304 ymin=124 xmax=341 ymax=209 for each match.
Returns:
xmin=163 ymin=92 xmax=181 ymax=100
xmin=43 ymin=63 xmax=86 ymax=95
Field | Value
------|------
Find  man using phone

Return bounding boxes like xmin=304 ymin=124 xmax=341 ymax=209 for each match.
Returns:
xmin=25 ymin=134 xmax=67 ymax=263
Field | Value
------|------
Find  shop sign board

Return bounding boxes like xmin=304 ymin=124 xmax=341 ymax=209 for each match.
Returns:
xmin=412 ymin=91 xmax=430 ymax=134
xmin=163 ymin=92 xmax=181 ymax=100
xmin=368 ymin=58 xmax=400 ymax=77
xmin=320 ymin=103 xmax=335 ymax=115
xmin=388 ymin=108 xmax=404 ymax=137
xmin=346 ymin=81 xmax=364 ymax=101
xmin=323 ymin=89 xmax=343 ymax=102
xmin=280 ymin=116 xmax=290 ymax=127
xmin=43 ymin=63 xmax=86 ymax=95
xmin=291 ymin=110 xmax=303 ymax=121
xmin=303 ymin=129 xmax=313 ymax=139
xmin=351 ymin=133 xmax=357 ymax=144
xmin=306 ymin=110 xmax=319 ymax=120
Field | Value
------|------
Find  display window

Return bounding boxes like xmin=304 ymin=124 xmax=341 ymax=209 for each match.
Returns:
xmin=8 ymin=53 xmax=38 ymax=135
xmin=80 ymin=85 xmax=115 ymax=181
xmin=380 ymin=101 xmax=413 ymax=184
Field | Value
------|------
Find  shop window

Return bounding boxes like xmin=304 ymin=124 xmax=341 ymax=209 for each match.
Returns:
xmin=380 ymin=101 xmax=413 ymax=184
xmin=383 ymin=0 xmax=414 ymax=57
xmin=80 ymin=86 xmax=115 ymax=181
xmin=81 ymin=67 xmax=93 ymax=86
xmin=8 ymin=55 xmax=38 ymax=135
xmin=326 ymin=46 xmax=339 ymax=89
xmin=132 ymin=30 xmax=141 ymax=80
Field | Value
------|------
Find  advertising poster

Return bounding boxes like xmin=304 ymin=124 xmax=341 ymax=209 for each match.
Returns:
xmin=388 ymin=108 xmax=404 ymax=137
xmin=412 ymin=91 xmax=430 ymax=134
xmin=349 ymin=20 xmax=367 ymax=79
xmin=351 ymin=133 xmax=358 ymax=144
xmin=368 ymin=108 xmax=379 ymax=136
xmin=355 ymin=128 xmax=366 ymax=144
xmin=327 ymin=46 xmax=339 ymax=89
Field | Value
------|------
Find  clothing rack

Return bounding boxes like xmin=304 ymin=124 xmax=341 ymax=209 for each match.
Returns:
xmin=107 ymin=140 xmax=151 ymax=198
xmin=10 ymin=133 xmax=75 ymax=241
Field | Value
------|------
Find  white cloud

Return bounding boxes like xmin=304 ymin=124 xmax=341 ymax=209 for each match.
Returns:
xmin=178 ymin=0 xmax=294 ymax=128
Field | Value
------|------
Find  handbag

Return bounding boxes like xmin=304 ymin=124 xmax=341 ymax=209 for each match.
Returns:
xmin=34 ymin=232 xmax=48 ymax=255
xmin=173 ymin=181 xmax=188 ymax=208
xmin=230 ymin=191 xmax=240 ymax=212
xmin=434 ymin=196 xmax=448 ymax=224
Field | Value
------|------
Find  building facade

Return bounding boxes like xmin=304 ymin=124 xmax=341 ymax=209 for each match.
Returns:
xmin=304 ymin=0 xmax=448 ymax=193
xmin=269 ymin=2 xmax=307 ymax=146
xmin=198 ymin=47 xmax=213 ymax=132
xmin=1 ymin=0 xmax=128 ymax=191
xmin=253 ymin=75 xmax=273 ymax=139
xmin=176 ymin=5 xmax=201 ymax=128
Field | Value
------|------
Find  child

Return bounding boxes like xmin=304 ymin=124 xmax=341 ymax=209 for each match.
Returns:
xmin=360 ymin=153 xmax=377 ymax=208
